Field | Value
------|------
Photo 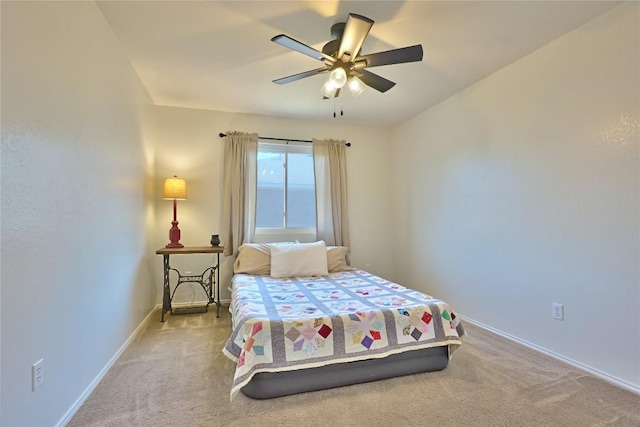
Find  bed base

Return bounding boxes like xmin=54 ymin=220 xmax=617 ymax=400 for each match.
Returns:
xmin=241 ymin=345 xmax=450 ymax=399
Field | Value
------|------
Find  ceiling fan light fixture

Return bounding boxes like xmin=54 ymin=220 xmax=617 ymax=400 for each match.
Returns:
xmin=347 ymin=76 xmax=365 ymax=97
xmin=320 ymin=80 xmax=337 ymax=98
xmin=270 ymin=13 xmax=424 ymax=113
xmin=328 ymin=67 xmax=347 ymax=88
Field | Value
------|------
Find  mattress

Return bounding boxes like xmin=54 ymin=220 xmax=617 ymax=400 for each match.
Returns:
xmin=241 ymin=345 xmax=449 ymax=399
xmin=223 ymin=270 xmax=465 ymax=399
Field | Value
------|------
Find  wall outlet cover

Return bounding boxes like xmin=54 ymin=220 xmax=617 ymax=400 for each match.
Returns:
xmin=32 ymin=359 xmax=44 ymax=391
xmin=552 ymin=303 xmax=564 ymax=320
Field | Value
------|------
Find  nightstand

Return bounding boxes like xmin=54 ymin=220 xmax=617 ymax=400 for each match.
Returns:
xmin=155 ymin=246 xmax=223 ymax=322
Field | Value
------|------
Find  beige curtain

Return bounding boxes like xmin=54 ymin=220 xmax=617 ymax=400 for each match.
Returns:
xmin=313 ymin=138 xmax=350 ymax=247
xmin=221 ymin=131 xmax=258 ymax=256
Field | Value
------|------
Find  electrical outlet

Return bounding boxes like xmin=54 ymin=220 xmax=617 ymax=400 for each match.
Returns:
xmin=32 ymin=359 xmax=44 ymax=391
xmin=552 ymin=303 xmax=564 ymax=321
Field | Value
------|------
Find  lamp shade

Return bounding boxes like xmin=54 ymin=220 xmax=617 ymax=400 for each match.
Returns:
xmin=163 ymin=176 xmax=187 ymax=200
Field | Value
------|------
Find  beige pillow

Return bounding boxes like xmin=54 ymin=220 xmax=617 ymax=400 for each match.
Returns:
xmin=233 ymin=242 xmax=295 ymax=275
xmin=270 ymin=241 xmax=329 ymax=278
xmin=233 ymin=243 xmax=271 ymax=275
xmin=327 ymin=246 xmax=354 ymax=272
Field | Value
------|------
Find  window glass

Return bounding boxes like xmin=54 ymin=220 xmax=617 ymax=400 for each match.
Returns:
xmin=256 ymin=142 xmax=316 ymax=230
xmin=256 ymin=151 xmax=284 ymax=227
xmin=286 ymin=152 xmax=316 ymax=228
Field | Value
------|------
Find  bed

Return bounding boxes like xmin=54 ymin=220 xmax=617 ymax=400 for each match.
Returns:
xmin=222 ymin=242 xmax=465 ymax=400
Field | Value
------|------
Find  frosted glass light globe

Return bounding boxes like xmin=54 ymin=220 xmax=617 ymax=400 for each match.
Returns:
xmin=328 ymin=67 xmax=347 ymax=88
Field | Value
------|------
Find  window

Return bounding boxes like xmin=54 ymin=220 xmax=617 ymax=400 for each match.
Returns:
xmin=256 ymin=142 xmax=316 ymax=232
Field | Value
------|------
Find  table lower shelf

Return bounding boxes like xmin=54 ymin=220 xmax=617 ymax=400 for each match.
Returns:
xmin=171 ymin=305 xmax=211 ymax=315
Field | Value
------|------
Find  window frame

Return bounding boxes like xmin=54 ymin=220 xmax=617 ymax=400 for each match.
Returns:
xmin=255 ymin=140 xmax=316 ymax=235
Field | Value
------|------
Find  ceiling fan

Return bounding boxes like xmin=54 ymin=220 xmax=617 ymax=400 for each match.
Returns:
xmin=271 ymin=13 xmax=423 ymax=99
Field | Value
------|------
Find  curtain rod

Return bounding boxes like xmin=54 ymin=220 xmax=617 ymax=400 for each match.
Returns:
xmin=218 ymin=133 xmax=351 ymax=147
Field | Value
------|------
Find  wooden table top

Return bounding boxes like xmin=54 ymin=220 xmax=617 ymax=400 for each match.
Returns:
xmin=155 ymin=246 xmax=224 ymax=255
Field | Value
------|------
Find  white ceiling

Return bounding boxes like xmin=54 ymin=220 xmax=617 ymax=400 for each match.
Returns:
xmin=97 ymin=1 xmax=619 ymax=128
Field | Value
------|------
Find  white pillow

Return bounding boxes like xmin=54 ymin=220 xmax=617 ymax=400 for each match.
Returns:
xmin=269 ymin=241 xmax=329 ymax=278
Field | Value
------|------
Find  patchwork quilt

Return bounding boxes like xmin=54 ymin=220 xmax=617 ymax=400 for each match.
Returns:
xmin=223 ymin=270 xmax=465 ymax=399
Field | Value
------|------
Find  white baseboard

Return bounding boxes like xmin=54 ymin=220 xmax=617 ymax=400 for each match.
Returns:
xmin=460 ymin=315 xmax=640 ymax=395
xmin=56 ymin=306 xmax=158 ymax=427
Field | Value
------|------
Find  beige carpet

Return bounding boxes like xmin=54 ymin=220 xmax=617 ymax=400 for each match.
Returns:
xmin=68 ymin=308 xmax=639 ymax=427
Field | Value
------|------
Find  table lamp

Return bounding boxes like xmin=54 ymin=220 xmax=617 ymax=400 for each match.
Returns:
xmin=163 ymin=176 xmax=187 ymax=248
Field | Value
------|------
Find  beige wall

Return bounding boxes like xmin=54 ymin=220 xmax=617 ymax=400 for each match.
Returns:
xmin=150 ymin=107 xmax=394 ymax=304
xmin=2 ymin=2 xmax=636 ymax=426
xmin=391 ymin=3 xmax=639 ymax=389
xmin=1 ymin=2 xmax=156 ymax=425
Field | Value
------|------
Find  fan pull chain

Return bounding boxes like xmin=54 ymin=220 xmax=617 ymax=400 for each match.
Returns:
xmin=341 ymin=96 xmax=344 ymax=116
xmin=333 ymin=97 xmax=336 ymax=118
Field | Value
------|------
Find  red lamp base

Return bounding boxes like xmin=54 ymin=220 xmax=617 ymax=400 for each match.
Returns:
xmin=166 ymin=220 xmax=183 ymax=248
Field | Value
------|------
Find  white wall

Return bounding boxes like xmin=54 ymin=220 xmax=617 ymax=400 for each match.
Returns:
xmin=391 ymin=2 xmax=639 ymax=389
xmin=0 ymin=2 xmax=156 ymax=426
xmin=150 ymin=107 xmax=394 ymax=304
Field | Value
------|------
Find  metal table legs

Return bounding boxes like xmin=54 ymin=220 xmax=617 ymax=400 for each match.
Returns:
xmin=161 ymin=253 xmax=220 ymax=322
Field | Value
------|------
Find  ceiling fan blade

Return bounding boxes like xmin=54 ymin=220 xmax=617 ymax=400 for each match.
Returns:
xmin=338 ymin=13 xmax=374 ymax=61
xmin=271 ymin=34 xmax=335 ymax=63
xmin=357 ymin=45 xmax=424 ymax=68
xmin=273 ymin=67 xmax=329 ymax=85
xmin=358 ymin=70 xmax=396 ymax=93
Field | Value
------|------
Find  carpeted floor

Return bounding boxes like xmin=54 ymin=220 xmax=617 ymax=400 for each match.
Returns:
xmin=68 ymin=308 xmax=639 ymax=426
